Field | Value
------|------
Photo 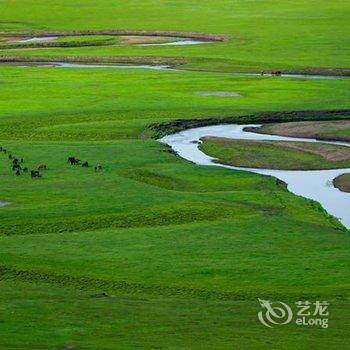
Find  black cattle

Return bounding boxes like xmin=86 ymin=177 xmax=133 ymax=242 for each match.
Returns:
xmin=68 ymin=157 xmax=80 ymax=165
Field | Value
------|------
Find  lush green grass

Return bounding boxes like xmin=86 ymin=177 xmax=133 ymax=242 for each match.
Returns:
xmin=0 ymin=0 xmax=349 ymax=72
xmin=0 ymin=1 xmax=349 ymax=348
xmin=56 ymin=35 xmax=117 ymax=43
xmin=0 ymin=65 xmax=348 ymax=348
xmin=1 ymin=280 xmax=348 ymax=350
xmin=200 ymin=137 xmax=350 ymax=170
xmin=0 ymin=66 xmax=349 ymax=141
xmin=0 ymin=34 xmax=120 ymax=50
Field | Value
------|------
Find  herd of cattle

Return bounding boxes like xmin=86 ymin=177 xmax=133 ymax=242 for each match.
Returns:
xmin=67 ymin=157 xmax=103 ymax=172
xmin=1 ymin=147 xmax=102 ymax=178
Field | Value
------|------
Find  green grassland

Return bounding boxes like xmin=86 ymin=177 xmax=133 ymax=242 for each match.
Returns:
xmin=199 ymin=137 xmax=350 ymax=170
xmin=0 ymin=35 xmax=120 ymax=50
xmin=0 ymin=67 xmax=349 ymax=141
xmin=56 ymin=35 xmax=118 ymax=43
xmin=0 ymin=0 xmax=349 ymax=72
xmin=0 ymin=65 xmax=349 ymax=349
xmin=0 ymin=0 xmax=349 ymax=349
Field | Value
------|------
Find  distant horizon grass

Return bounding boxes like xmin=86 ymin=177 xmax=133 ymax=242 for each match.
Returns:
xmin=0 ymin=0 xmax=349 ymax=73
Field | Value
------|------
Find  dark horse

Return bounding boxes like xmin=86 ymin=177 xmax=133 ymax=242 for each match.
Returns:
xmin=12 ymin=164 xmax=21 ymax=171
xmin=68 ymin=157 xmax=81 ymax=165
xmin=271 ymin=70 xmax=282 ymax=76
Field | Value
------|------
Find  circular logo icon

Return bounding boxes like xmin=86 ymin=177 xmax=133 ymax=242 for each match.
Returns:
xmin=258 ymin=298 xmax=293 ymax=328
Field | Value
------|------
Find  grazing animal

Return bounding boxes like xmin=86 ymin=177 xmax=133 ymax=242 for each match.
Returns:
xmin=271 ymin=70 xmax=282 ymax=76
xmin=30 ymin=170 xmax=41 ymax=178
xmin=95 ymin=165 xmax=102 ymax=172
xmin=12 ymin=164 xmax=20 ymax=171
xmin=15 ymin=170 xmax=21 ymax=176
xmin=2 ymin=149 xmax=6 ymax=153
xmin=20 ymin=158 xmax=24 ymax=163
xmin=12 ymin=158 xmax=19 ymax=165
xmin=38 ymin=164 xmax=47 ymax=171
xmin=0 ymin=147 xmax=2 ymax=151
xmin=8 ymin=154 xmax=12 ymax=159
xmin=68 ymin=157 xmax=80 ymax=165
xmin=82 ymin=161 xmax=89 ymax=167
xmin=23 ymin=167 xmax=28 ymax=173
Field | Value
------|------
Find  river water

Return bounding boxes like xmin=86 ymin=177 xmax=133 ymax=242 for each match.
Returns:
xmin=17 ymin=36 xmax=58 ymax=43
xmin=4 ymin=62 xmax=347 ymax=79
xmin=160 ymin=124 xmax=350 ymax=228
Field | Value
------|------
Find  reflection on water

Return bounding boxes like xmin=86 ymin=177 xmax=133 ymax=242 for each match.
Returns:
xmin=17 ymin=36 xmax=58 ymax=43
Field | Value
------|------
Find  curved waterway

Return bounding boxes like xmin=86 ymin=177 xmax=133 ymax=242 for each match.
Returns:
xmin=17 ymin=36 xmax=58 ymax=43
xmin=137 ymin=39 xmax=212 ymax=46
xmin=50 ymin=62 xmax=172 ymax=70
xmin=4 ymin=61 xmax=347 ymax=79
xmin=160 ymin=124 xmax=350 ymax=229
xmin=14 ymin=36 xmax=211 ymax=46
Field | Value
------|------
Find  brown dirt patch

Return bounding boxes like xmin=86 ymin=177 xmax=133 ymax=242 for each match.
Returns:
xmin=333 ymin=174 xmax=350 ymax=193
xmin=120 ymin=35 xmax=176 ymax=45
xmin=246 ymin=120 xmax=350 ymax=142
xmin=280 ymin=142 xmax=350 ymax=161
xmin=0 ymin=30 xmax=227 ymax=42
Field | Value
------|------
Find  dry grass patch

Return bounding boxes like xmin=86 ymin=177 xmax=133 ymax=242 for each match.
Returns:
xmin=333 ymin=173 xmax=350 ymax=193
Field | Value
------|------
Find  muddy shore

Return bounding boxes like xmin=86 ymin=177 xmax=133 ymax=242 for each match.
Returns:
xmin=333 ymin=173 xmax=350 ymax=193
xmin=0 ymin=30 xmax=227 ymax=42
xmin=149 ymin=109 xmax=350 ymax=138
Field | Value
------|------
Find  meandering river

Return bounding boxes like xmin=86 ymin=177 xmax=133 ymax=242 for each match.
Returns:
xmin=160 ymin=124 xmax=350 ymax=229
xmin=5 ymin=62 xmax=346 ymax=79
xmin=14 ymin=36 xmax=212 ymax=46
